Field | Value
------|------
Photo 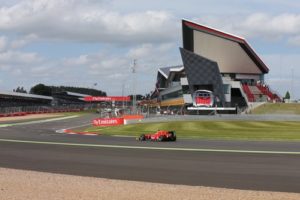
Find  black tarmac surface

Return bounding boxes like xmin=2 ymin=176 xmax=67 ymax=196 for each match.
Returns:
xmin=0 ymin=114 xmax=300 ymax=193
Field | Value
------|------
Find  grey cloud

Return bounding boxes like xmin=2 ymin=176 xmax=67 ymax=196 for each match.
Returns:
xmin=0 ymin=0 xmax=178 ymax=45
xmin=195 ymin=13 xmax=300 ymax=45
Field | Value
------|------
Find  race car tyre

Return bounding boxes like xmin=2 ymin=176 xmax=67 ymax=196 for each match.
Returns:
xmin=139 ymin=134 xmax=145 ymax=141
xmin=158 ymin=136 xmax=164 ymax=142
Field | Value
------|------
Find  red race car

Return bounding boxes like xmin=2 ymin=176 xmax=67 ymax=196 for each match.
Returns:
xmin=137 ymin=130 xmax=176 ymax=142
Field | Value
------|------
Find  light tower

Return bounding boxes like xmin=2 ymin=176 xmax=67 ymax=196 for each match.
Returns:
xmin=291 ymin=67 xmax=294 ymax=100
xmin=131 ymin=59 xmax=137 ymax=114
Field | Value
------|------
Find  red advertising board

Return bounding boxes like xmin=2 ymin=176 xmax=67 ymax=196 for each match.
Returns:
xmin=92 ymin=118 xmax=124 ymax=126
xmin=84 ymin=96 xmax=130 ymax=102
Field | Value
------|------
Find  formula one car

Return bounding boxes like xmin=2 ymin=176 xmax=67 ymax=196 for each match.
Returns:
xmin=137 ymin=130 xmax=176 ymax=142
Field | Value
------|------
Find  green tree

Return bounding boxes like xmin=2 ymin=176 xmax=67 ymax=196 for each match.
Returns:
xmin=13 ymin=86 xmax=27 ymax=93
xmin=30 ymin=83 xmax=107 ymax=96
xmin=30 ymin=84 xmax=52 ymax=96
xmin=284 ymin=91 xmax=290 ymax=100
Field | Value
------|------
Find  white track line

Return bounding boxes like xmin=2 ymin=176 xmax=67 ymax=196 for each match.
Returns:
xmin=0 ymin=115 xmax=79 ymax=128
xmin=55 ymin=123 xmax=91 ymax=134
xmin=0 ymin=138 xmax=300 ymax=155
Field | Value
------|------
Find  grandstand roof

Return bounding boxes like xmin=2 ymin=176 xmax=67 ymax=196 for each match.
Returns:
xmin=65 ymin=91 xmax=88 ymax=97
xmin=182 ymin=19 xmax=269 ymax=74
xmin=0 ymin=91 xmax=53 ymax=100
xmin=158 ymin=65 xmax=184 ymax=79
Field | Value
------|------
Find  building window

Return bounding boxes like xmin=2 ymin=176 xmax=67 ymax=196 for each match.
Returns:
xmin=182 ymin=86 xmax=190 ymax=94
xmin=162 ymin=90 xmax=183 ymax=100
xmin=223 ymin=84 xmax=230 ymax=94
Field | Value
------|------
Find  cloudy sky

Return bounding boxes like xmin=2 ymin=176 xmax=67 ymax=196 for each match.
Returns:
xmin=0 ymin=0 xmax=300 ymax=98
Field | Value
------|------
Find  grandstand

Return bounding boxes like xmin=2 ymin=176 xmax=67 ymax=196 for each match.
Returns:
xmin=148 ymin=19 xmax=281 ymax=114
xmin=52 ymin=91 xmax=87 ymax=106
xmin=0 ymin=91 xmax=87 ymax=117
xmin=0 ymin=91 xmax=52 ymax=107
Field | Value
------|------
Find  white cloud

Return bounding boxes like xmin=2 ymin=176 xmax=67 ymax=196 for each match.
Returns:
xmin=10 ymin=34 xmax=38 ymax=49
xmin=196 ymin=13 xmax=300 ymax=44
xmin=107 ymin=73 xmax=123 ymax=79
xmin=0 ymin=44 xmax=45 ymax=84
xmin=127 ymin=43 xmax=178 ymax=63
xmin=30 ymin=65 xmax=50 ymax=74
xmin=0 ymin=50 xmax=42 ymax=65
xmin=63 ymin=55 xmax=89 ymax=66
xmin=0 ymin=0 xmax=299 ymax=98
xmin=127 ymin=44 xmax=154 ymax=58
xmin=11 ymin=68 xmax=22 ymax=76
xmin=240 ymin=13 xmax=300 ymax=37
xmin=0 ymin=0 xmax=178 ymax=45
xmin=0 ymin=64 xmax=11 ymax=71
xmin=57 ymin=43 xmax=181 ymax=95
xmin=1 ymin=33 xmax=38 ymax=52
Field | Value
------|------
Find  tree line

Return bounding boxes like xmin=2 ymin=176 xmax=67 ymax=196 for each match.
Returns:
xmin=28 ymin=84 xmax=107 ymax=96
xmin=14 ymin=84 xmax=152 ymax=99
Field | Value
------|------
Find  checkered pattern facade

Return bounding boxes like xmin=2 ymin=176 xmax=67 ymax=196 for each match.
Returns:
xmin=180 ymin=48 xmax=225 ymax=105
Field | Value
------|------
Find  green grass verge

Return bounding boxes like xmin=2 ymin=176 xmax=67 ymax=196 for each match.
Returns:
xmin=83 ymin=121 xmax=300 ymax=141
xmin=251 ymin=103 xmax=300 ymax=114
xmin=0 ymin=112 xmax=86 ymax=124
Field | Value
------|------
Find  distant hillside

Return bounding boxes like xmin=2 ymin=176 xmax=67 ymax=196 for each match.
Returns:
xmin=30 ymin=84 xmax=106 ymax=96
xmin=251 ymin=103 xmax=300 ymax=114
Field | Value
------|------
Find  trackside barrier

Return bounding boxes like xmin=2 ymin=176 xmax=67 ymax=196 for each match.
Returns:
xmin=92 ymin=118 xmax=124 ymax=126
xmin=122 ymin=115 xmax=144 ymax=120
xmin=0 ymin=108 xmax=83 ymax=118
xmin=12 ymin=112 xmax=27 ymax=116
xmin=0 ymin=112 xmax=27 ymax=117
xmin=0 ymin=105 xmax=84 ymax=115
xmin=122 ymin=115 xmax=144 ymax=125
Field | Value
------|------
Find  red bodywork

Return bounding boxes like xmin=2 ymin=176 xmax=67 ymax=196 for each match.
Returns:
xmin=195 ymin=96 xmax=212 ymax=106
xmin=138 ymin=130 xmax=176 ymax=142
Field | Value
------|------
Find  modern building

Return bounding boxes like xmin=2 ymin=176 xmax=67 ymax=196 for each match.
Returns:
xmin=151 ymin=19 xmax=280 ymax=114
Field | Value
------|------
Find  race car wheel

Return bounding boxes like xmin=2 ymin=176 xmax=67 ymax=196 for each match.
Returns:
xmin=158 ymin=136 xmax=164 ymax=142
xmin=139 ymin=134 xmax=145 ymax=141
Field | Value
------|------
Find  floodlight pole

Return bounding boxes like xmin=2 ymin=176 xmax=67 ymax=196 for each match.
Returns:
xmin=291 ymin=67 xmax=294 ymax=100
xmin=132 ymin=59 xmax=137 ymax=114
xmin=122 ymin=81 xmax=125 ymax=110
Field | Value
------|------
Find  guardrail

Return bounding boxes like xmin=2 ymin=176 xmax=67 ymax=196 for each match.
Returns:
xmin=0 ymin=105 xmax=85 ymax=117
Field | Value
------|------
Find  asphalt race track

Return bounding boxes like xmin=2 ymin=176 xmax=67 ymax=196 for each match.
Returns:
xmin=1 ymin=114 xmax=300 ymax=193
